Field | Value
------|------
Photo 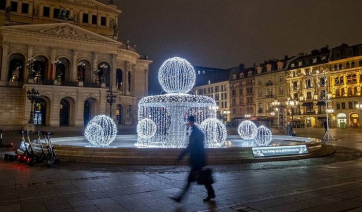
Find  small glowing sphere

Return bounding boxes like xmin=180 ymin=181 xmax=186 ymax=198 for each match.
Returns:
xmin=137 ymin=118 xmax=157 ymax=139
xmin=238 ymin=120 xmax=257 ymax=140
xmin=200 ymin=118 xmax=227 ymax=147
xmin=255 ymin=125 xmax=273 ymax=146
xmin=84 ymin=115 xmax=117 ymax=147
xmin=158 ymin=57 xmax=196 ymax=94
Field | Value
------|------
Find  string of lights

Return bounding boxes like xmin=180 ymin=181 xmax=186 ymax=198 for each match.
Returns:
xmin=84 ymin=115 xmax=117 ymax=147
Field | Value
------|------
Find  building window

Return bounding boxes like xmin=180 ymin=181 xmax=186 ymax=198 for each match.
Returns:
xmin=83 ymin=13 xmax=89 ymax=23
xmin=53 ymin=8 xmax=60 ymax=18
xmin=313 ymin=58 xmax=317 ymax=64
xmin=0 ymin=1 xmax=6 ymax=10
xmin=101 ymin=16 xmax=106 ymax=26
xmin=232 ymin=109 xmax=235 ymax=114
xmin=294 ymin=93 xmax=298 ymax=99
xmin=341 ymin=102 xmax=345 ymax=109
xmin=92 ymin=15 xmax=97 ymax=24
xmin=258 ymin=90 xmax=262 ymax=97
xmin=346 ymin=63 xmax=350 ymax=69
xmin=239 ymin=88 xmax=243 ymax=95
xmin=43 ymin=7 xmax=50 ymax=17
xmin=279 ymin=87 xmax=283 ymax=95
xmin=11 ymin=1 xmax=18 ymax=12
xmin=293 ymin=81 xmax=298 ymax=89
xmin=215 ymin=86 xmax=219 ymax=92
xmin=359 ymin=60 xmax=362 ymax=67
xmin=225 ymin=102 xmax=227 ymax=108
xmin=306 ymin=79 xmax=311 ymax=88
xmin=349 ymin=102 xmax=353 ymax=109
xmin=348 ymin=88 xmax=352 ymax=96
xmin=298 ymin=61 xmax=302 ymax=66
xmin=340 ymin=76 xmax=344 ymax=85
xmin=258 ymin=79 xmax=262 ymax=85
xmin=210 ymin=87 xmax=213 ymax=93
xmin=336 ymin=103 xmax=340 ymax=109
xmin=21 ymin=3 xmax=29 ymax=14
xmin=306 ymin=92 xmax=311 ymax=100
xmin=352 ymin=61 xmax=355 ymax=68
xmin=279 ymin=76 xmax=283 ymax=82
xmin=232 ymin=89 xmax=236 ymax=97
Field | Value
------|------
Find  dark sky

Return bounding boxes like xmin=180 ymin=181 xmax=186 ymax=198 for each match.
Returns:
xmin=99 ymin=0 xmax=362 ymax=94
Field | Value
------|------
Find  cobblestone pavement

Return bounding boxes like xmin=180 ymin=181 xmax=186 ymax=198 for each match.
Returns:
xmin=0 ymin=128 xmax=362 ymax=212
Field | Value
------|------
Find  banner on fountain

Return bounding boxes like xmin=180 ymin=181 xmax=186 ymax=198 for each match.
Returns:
xmin=252 ymin=145 xmax=308 ymax=158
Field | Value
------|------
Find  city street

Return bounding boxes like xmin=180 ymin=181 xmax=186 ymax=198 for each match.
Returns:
xmin=0 ymin=128 xmax=361 ymax=212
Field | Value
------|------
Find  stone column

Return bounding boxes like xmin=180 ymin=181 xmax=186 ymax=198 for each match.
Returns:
xmin=72 ymin=50 xmax=78 ymax=82
xmin=50 ymin=48 xmax=56 ymax=80
xmin=28 ymin=3 xmax=33 ymax=15
xmin=17 ymin=1 xmax=22 ymax=13
xmin=79 ymin=11 xmax=83 ymax=23
xmin=6 ymin=0 xmax=10 ymax=7
xmin=123 ymin=61 xmax=127 ymax=95
xmin=88 ymin=13 xmax=92 ymax=24
xmin=111 ymin=54 xmax=116 ymax=91
xmin=1 ymin=42 xmax=9 ymax=85
xmin=24 ymin=45 xmax=33 ymax=82
xmin=39 ymin=5 xmax=44 ymax=16
xmin=92 ymin=52 xmax=98 ymax=83
xmin=97 ymin=14 xmax=101 ymax=26
xmin=50 ymin=6 xmax=54 ymax=18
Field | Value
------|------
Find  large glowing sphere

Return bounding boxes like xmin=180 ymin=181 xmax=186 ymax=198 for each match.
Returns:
xmin=137 ymin=118 xmax=157 ymax=139
xmin=200 ymin=118 xmax=227 ymax=147
xmin=158 ymin=57 xmax=196 ymax=94
xmin=84 ymin=115 xmax=117 ymax=147
xmin=238 ymin=120 xmax=257 ymax=140
xmin=255 ymin=125 xmax=273 ymax=146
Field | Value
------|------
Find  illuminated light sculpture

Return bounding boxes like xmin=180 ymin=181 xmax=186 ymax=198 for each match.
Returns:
xmin=84 ymin=115 xmax=117 ymax=147
xmin=237 ymin=120 xmax=258 ymax=140
xmin=136 ymin=57 xmax=218 ymax=148
xmin=255 ymin=125 xmax=273 ymax=146
xmin=158 ymin=57 xmax=196 ymax=94
xmin=200 ymin=118 xmax=227 ymax=147
xmin=137 ymin=118 xmax=157 ymax=139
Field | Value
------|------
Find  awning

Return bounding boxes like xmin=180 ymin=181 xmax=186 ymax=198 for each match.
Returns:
xmin=302 ymin=102 xmax=313 ymax=106
xmin=316 ymin=101 xmax=325 ymax=106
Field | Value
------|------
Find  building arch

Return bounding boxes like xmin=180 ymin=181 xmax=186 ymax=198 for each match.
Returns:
xmin=349 ymin=112 xmax=359 ymax=128
xmin=8 ymin=53 xmax=25 ymax=83
xmin=116 ymin=104 xmax=124 ymax=125
xmin=96 ymin=61 xmax=111 ymax=88
xmin=116 ymin=68 xmax=123 ymax=90
xmin=55 ymin=57 xmax=72 ymax=82
xmin=77 ymin=59 xmax=92 ymax=83
xmin=34 ymin=96 xmax=51 ymax=126
xmin=84 ymin=97 xmax=98 ymax=126
xmin=59 ymin=97 xmax=76 ymax=126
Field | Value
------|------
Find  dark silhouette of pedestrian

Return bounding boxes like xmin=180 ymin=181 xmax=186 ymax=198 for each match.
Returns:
xmin=323 ymin=121 xmax=328 ymax=133
xmin=171 ymin=115 xmax=215 ymax=202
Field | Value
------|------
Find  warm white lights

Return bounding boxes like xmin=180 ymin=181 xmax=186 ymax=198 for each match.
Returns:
xmin=136 ymin=57 xmax=218 ymax=148
xmin=255 ymin=125 xmax=273 ymax=146
xmin=84 ymin=115 xmax=117 ymax=147
xmin=158 ymin=57 xmax=196 ymax=94
xmin=137 ymin=118 xmax=157 ymax=139
xmin=238 ymin=120 xmax=258 ymax=140
xmin=200 ymin=118 xmax=227 ymax=148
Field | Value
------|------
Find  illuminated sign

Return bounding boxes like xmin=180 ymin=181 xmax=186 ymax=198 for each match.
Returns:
xmin=252 ymin=145 xmax=308 ymax=158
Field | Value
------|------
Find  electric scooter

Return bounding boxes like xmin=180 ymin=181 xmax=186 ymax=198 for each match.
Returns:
xmin=26 ymin=131 xmax=47 ymax=166
xmin=3 ymin=131 xmax=28 ymax=161
xmin=43 ymin=132 xmax=60 ymax=167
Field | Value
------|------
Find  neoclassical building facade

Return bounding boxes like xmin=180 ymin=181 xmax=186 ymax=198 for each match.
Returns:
xmin=0 ymin=0 xmax=151 ymax=129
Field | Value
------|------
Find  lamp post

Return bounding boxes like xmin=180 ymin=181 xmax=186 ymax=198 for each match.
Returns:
xmin=286 ymin=99 xmax=299 ymax=126
xmin=106 ymin=89 xmax=116 ymax=117
xmin=27 ymin=88 xmax=40 ymax=124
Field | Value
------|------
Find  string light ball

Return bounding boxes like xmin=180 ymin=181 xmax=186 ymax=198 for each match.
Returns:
xmin=84 ymin=115 xmax=117 ymax=147
xmin=158 ymin=57 xmax=196 ymax=94
xmin=200 ymin=118 xmax=227 ymax=147
xmin=255 ymin=125 xmax=273 ymax=146
xmin=238 ymin=120 xmax=257 ymax=140
xmin=137 ymin=118 xmax=157 ymax=139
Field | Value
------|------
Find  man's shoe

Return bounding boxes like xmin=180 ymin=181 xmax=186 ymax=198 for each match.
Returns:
xmin=170 ymin=196 xmax=182 ymax=203
xmin=203 ymin=194 xmax=216 ymax=201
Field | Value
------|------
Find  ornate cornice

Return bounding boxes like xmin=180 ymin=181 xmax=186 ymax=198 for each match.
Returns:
xmin=39 ymin=0 xmax=121 ymax=14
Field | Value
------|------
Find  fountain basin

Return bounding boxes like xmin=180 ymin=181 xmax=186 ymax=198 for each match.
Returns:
xmin=52 ymin=135 xmax=333 ymax=164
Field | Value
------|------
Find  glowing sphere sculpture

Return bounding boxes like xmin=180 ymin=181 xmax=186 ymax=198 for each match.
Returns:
xmin=158 ymin=57 xmax=196 ymax=94
xmin=137 ymin=118 xmax=157 ymax=139
xmin=200 ymin=118 xmax=227 ymax=147
xmin=238 ymin=120 xmax=258 ymax=140
xmin=255 ymin=125 xmax=273 ymax=146
xmin=136 ymin=57 xmax=218 ymax=148
xmin=84 ymin=115 xmax=117 ymax=147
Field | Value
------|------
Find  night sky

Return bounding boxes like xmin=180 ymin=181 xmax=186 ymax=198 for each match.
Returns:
xmin=99 ymin=0 xmax=362 ymax=94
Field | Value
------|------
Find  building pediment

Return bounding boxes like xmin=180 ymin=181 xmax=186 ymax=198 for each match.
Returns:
xmin=0 ymin=23 xmax=122 ymax=46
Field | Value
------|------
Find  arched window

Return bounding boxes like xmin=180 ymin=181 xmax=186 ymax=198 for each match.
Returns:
xmin=346 ymin=63 xmax=350 ymax=69
xmin=359 ymin=60 xmax=362 ymax=66
xmin=116 ymin=69 xmax=123 ymax=90
xmin=339 ymin=64 xmax=343 ymax=70
xmin=334 ymin=64 xmax=338 ymax=70
xmin=351 ymin=61 xmax=355 ymax=68
xmin=354 ymin=87 xmax=358 ymax=96
xmin=348 ymin=87 xmax=352 ymax=96
xmin=335 ymin=89 xmax=340 ymax=97
xmin=339 ymin=76 xmax=344 ymax=85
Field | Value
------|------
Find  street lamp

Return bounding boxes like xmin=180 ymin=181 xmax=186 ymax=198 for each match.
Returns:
xmin=245 ymin=114 xmax=251 ymax=118
xmin=223 ymin=110 xmax=230 ymax=123
xmin=106 ymin=89 xmax=116 ymax=117
xmin=27 ymin=88 xmax=40 ymax=124
xmin=286 ymin=99 xmax=299 ymax=125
